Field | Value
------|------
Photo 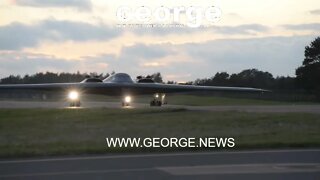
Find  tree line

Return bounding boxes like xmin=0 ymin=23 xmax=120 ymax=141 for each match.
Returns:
xmin=0 ymin=72 xmax=111 ymax=84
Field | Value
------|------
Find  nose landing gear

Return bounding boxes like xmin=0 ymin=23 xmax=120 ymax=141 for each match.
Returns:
xmin=68 ymin=90 xmax=81 ymax=107
xmin=150 ymin=93 xmax=166 ymax=107
xmin=69 ymin=100 xmax=81 ymax=107
xmin=122 ymin=96 xmax=131 ymax=107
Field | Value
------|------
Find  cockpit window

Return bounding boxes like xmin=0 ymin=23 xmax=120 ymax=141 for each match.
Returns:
xmin=103 ymin=73 xmax=134 ymax=83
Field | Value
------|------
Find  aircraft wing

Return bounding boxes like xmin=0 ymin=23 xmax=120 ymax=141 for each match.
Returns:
xmin=126 ymin=83 xmax=268 ymax=95
xmin=0 ymin=82 xmax=268 ymax=96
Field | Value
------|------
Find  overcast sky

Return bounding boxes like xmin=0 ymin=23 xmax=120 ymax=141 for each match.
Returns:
xmin=0 ymin=0 xmax=319 ymax=81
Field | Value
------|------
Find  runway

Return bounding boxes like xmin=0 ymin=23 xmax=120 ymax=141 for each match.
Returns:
xmin=0 ymin=149 xmax=319 ymax=180
xmin=1 ymin=100 xmax=320 ymax=113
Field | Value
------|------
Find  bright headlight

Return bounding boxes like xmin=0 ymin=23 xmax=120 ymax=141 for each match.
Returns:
xmin=68 ymin=91 xmax=79 ymax=100
xmin=124 ymin=96 xmax=131 ymax=103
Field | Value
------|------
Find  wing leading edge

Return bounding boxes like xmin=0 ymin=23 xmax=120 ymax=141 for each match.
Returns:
xmin=0 ymin=81 xmax=269 ymax=96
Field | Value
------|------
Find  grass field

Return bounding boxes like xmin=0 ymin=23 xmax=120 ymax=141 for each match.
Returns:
xmin=0 ymin=108 xmax=319 ymax=158
xmin=161 ymin=95 xmax=295 ymax=106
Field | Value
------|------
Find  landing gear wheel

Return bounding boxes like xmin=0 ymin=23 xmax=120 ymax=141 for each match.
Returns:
xmin=150 ymin=93 xmax=165 ymax=107
xmin=70 ymin=100 xmax=81 ymax=107
xmin=122 ymin=102 xmax=130 ymax=107
xmin=150 ymin=100 xmax=162 ymax=107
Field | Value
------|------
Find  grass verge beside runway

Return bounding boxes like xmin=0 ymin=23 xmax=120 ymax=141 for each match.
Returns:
xmin=0 ymin=108 xmax=319 ymax=158
xmin=86 ymin=95 xmax=319 ymax=106
xmin=2 ymin=94 xmax=319 ymax=106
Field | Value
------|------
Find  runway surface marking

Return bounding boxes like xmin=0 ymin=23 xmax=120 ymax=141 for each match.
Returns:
xmin=158 ymin=163 xmax=320 ymax=175
xmin=1 ymin=149 xmax=319 ymax=164
xmin=1 ymin=149 xmax=319 ymax=179
xmin=1 ymin=163 xmax=319 ymax=178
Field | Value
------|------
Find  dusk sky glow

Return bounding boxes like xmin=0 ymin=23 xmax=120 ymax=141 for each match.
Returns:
xmin=0 ymin=0 xmax=319 ymax=81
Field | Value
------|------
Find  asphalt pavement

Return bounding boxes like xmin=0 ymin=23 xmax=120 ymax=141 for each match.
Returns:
xmin=0 ymin=149 xmax=319 ymax=180
xmin=1 ymin=100 xmax=320 ymax=114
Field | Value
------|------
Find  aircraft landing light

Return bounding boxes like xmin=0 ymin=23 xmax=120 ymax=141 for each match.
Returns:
xmin=124 ymin=96 xmax=131 ymax=103
xmin=68 ymin=91 xmax=79 ymax=100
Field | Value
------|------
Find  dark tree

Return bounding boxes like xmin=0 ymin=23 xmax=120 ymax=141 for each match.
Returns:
xmin=228 ymin=69 xmax=274 ymax=89
xmin=0 ymin=75 xmax=23 ymax=84
xmin=296 ymin=37 xmax=320 ymax=95
xmin=273 ymin=76 xmax=295 ymax=90
xmin=212 ymin=72 xmax=230 ymax=86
